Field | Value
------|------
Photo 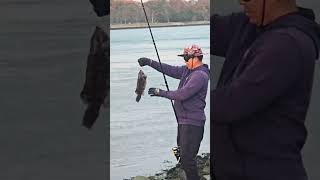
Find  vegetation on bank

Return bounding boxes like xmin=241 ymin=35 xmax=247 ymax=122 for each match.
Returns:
xmin=111 ymin=0 xmax=209 ymax=24
xmin=110 ymin=21 xmax=209 ymax=29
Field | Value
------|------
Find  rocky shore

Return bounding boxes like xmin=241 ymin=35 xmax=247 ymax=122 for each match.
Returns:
xmin=128 ymin=153 xmax=210 ymax=180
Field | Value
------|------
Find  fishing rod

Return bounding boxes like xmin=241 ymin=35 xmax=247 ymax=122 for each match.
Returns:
xmin=140 ymin=0 xmax=178 ymax=123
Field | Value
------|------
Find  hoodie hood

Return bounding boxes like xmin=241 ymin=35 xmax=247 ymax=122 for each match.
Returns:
xmin=263 ymin=7 xmax=320 ymax=59
xmin=192 ymin=63 xmax=210 ymax=76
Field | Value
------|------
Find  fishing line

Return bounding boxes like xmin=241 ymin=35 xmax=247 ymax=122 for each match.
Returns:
xmin=316 ymin=61 xmax=320 ymax=83
xmin=140 ymin=0 xmax=178 ymax=122
xmin=261 ymin=0 xmax=266 ymax=26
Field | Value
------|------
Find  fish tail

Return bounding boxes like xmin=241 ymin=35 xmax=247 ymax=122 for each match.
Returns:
xmin=136 ymin=95 xmax=141 ymax=102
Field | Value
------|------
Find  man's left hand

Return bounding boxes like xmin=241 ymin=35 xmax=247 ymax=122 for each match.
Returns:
xmin=148 ymin=88 xmax=162 ymax=96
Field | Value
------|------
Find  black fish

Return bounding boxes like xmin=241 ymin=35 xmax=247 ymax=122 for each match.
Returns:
xmin=135 ymin=70 xmax=147 ymax=102
xmin=80 ymin=26 xmax=109 ymax=129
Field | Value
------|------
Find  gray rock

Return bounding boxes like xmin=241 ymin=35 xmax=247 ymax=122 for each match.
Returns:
xmin=203 ymin=175 xmax=211 ymax=180
xmin=202 ymin=166 xmax=210 ymax=175
xmin=133 ymin=176 xmax=150 ymax=180
xmin=132 ymin=153 xmax=211 ymax=180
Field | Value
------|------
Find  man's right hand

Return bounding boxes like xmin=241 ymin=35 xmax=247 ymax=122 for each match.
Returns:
xmin=138 ymin=57 xmax=152 ymax=67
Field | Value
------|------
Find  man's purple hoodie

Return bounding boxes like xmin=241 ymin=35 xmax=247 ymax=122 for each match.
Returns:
xmin=211 ymin=7 xmax=320 ymax=180
xmin=149 ymin=60 xmax=210 ymax=127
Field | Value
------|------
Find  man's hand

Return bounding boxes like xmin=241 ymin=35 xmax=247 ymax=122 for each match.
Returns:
xmin=138 ymin=57 xmax=152 ymax=67
xmin=148 ymin=88 xmax=161 ymax=96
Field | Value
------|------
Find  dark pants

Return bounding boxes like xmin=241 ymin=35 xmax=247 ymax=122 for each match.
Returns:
xmin=177 ymin=124 xmax=204 ymax=180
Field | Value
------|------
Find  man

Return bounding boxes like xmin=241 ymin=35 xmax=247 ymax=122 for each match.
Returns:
xmin=211 ymin=0 xmax=320 ymax=180
xmin=138 ymin=45 xmax=210 ymax=180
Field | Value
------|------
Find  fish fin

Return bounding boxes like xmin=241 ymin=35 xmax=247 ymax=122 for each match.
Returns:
xmin=82 ymin=102 xmax=102 ymax=129
xmin=136 ymin=95 xmax=141 ymax=102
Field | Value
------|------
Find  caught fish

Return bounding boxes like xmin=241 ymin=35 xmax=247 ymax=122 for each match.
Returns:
xmin=80 ymin=26 xmax=109 ymax=129
xmin=135 ymin=70 xmax=147 ymax=102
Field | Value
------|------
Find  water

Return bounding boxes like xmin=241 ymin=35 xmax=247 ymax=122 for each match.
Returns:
xmin=110 ymin=25 xmax=210 ymax=180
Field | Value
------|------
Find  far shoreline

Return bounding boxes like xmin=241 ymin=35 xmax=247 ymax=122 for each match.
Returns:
xmin=111 ymin=21 xmax=209 ymax=30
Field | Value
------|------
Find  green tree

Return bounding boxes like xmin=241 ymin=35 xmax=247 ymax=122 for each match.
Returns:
xmin=110 ymin=0 xmax=210 ymax=24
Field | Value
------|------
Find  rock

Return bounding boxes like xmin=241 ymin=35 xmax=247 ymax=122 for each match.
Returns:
xmin=131 ymin=153 xmax=210 ymax=180
xmin=202 ymin=166 xmax=210 ymax=175
xmin=203 ymin=175 xmax=211 ymax=180
xmin=133 ymin=176 xmax=150 ymax=180
xmin=177 ymin=169 xmax=187 ymax=180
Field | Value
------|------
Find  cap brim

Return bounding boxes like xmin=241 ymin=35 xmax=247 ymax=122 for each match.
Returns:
xmin=177 ymin=54 xmax=185 ymax=57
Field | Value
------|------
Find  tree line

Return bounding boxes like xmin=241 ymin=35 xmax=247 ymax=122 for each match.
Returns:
xmin=111 ymin=0 xmax=210 ymax=24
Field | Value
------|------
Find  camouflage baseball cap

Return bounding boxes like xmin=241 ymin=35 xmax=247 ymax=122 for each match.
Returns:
xmin=178 ymin=44 xmax=204 ymax=57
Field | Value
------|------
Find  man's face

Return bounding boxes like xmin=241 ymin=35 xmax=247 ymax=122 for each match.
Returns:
xmin=239 ymin=0 xmax=267 ymax=25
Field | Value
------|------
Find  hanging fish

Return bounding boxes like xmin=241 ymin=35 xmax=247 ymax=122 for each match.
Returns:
xmin=80 ymin=26 xmax=109 ymax=129
xmin=135 ymin=70 xmax=147 ymax=102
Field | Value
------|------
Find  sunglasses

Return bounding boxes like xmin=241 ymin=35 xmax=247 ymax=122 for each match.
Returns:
xmin=184 ymin=56 xmax=194 ymax=62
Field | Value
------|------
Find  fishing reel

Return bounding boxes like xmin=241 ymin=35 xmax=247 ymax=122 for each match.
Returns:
xmin=172 ymin=146 xmax=181 ymax=162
